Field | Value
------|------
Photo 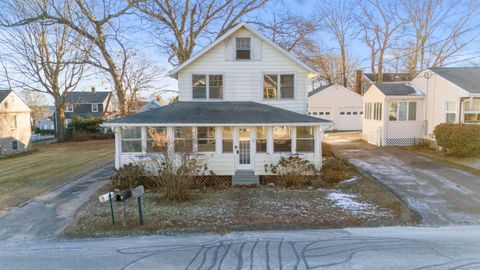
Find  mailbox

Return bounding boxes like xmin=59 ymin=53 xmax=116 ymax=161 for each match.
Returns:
xmin=115 ymin=190 xmax=132 ymax=202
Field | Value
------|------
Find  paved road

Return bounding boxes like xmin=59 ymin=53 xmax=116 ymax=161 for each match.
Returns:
xmin=1 ymin=226 xmax=480 ymax=269
xmin=0 ymin=164 xmax=113 ymax=241
xmin=326 ymin=132 xmax=480 ymax=225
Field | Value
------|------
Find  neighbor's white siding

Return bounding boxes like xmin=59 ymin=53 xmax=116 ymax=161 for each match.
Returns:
xmin=177 ymin=27 xmax=309 ymax=114
xmin=0 ymin=91 xmax=31 ymax=155
xmin=411 ymin=70 xmax=470 ymax=138
xmin=308 ymin=84 xmax=363 ymax=131
xmin=384 ymin=98 xmax=425 ymax=145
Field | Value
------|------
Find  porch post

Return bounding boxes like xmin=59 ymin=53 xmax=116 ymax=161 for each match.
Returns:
xmin=141 ymin=127 xmax=147 ymax=153
xmin=114 ymin=127 xmax=121 ymax=169
xmin=291 ymin=126 xmax=297 ymax=154
xmin=192 ymin=126 xmax=198 ymax=152
xmin=267 ymin=126 xmax=274 ymax=154
xmin=314 ymin=126 xmax=322 ymax=155
xmin=216 ymin=127 xmax=222 ymax=154
xmin=167 ymin=126 xmax=174 ymax=154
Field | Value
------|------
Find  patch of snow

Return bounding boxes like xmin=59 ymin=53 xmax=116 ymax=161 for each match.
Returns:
xmin=327 ymin=191 xmax=373 ymax=213
xmin=342 ymin=176 xmax=359 ymax=183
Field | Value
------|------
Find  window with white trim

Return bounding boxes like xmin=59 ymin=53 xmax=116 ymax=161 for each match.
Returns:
xmin=235 ymin=37 xmax=251 ymax=60
xmin=121 ymin=127 xmax=142 ymax=153
xmin=389 ymin=101 xmax=417 ymax=121
xmin=222 ymin=127 xmax=233 ymax=153
xmin=365 ymin=102 xmax=382 ymax=120
xmin=463 ymin=99 xmax=480 ymax=123
xmin=296 ymin=126 xmax=314 ymax=152
xmin=91 ymin=104 xmax=99 ymax=112
xmin=11 ymin=140 xmax=18 ymax=152
xmin=146 ymin=127 xmax=167 ymax=152
xmin=174 ymin=127 xmax=193 ymax=153
xmin=273 ymin=126 xmax=292 ymax=152
xmin=192 ymin=74 xmax=223 ymax=99
xmin=66 ymin=104 xmax=74 ymax=112
xmin=263 ymin=74 xmax=294 ymax=99
xmin=445 ymin=101 xmax=457 ymax=123
xmin=256 ymin=127 xmax=267 ymax=153
xmin=197 ymin=127 xmax=216 ymax=152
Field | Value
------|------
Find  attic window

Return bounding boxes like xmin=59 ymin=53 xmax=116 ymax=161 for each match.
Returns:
xmin=235 ymin=37 xmax=251 ymax=60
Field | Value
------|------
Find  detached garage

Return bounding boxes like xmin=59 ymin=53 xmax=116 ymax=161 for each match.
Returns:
xmin=308 ymin=84 xmax=363 ymax=131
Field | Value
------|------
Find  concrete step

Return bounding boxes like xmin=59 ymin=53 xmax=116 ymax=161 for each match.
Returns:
xmin=232 ymin=170 xmax=259 ymax=185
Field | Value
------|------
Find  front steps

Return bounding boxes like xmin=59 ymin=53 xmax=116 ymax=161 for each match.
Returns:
xmin=232 ymin=170 xmax=259 ymax=186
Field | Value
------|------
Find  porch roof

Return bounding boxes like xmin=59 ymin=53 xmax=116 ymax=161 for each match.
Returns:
xmin=103 ymin=101 xmax=331 ymax=126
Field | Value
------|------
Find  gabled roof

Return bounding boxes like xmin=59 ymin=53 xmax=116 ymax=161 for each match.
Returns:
xmin=308 ymin=85 xmax=331 ymax=97
xmin=375 ymin=83 xmax=421 ymax=96
xmin=430 ymin=67 xmax=480 ymax=94
xmin=363 ymin=72 xmax=413 ymax=82
xmin=65 ymin=91 xmax=111 ymax=104
xmin=104 ymin=101 xmax=330 ymax=126
xmin=169 ymin=22 xmax=316 ymax=78
xmin=0 ymin=90 xmax=11 ymax=103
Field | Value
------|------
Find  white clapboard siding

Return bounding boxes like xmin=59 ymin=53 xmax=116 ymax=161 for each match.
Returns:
xmin=177 ymin=27 xmax=309 ymax=114
xmin=362 ymin=85 xmax=385 ymax=145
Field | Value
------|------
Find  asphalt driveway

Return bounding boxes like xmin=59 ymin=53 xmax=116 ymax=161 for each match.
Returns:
xmin=0 ymin=163 xmax=113 ymax=241
xmin=326 ymin=132 xmax=480 ymax=225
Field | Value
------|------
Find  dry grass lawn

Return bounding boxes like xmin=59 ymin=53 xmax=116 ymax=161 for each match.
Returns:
xmin=0 ymin=140 xmax=114 ymax=211
xmin=64 ymin=171 xmax=417 ymax=238
xmin=414 ymin=148 xmax=480 ymax=174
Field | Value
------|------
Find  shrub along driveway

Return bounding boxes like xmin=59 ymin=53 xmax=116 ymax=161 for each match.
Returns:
xmin=326 ymin=132 xmax=480 ymax=225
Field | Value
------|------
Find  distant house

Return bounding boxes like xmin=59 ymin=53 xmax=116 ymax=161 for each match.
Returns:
xmin=355 ymin=70 xmax=413 ymax=95
xmin=0 ymin=90 xmax=31 ymax=156
xmin=36 ymin=118 xmax=55 ymax=130
xmin=308 ymin=84 xmax=363 ymax=131
xmin=64 ymin=88 xmax=116 ymax=125
xmin=138 ymin=100 xmax=162 ymax=112
xmin=362 ymin=67 xmax=480 ymax=146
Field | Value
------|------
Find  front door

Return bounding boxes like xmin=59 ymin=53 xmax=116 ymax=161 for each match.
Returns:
xmin=235 ymin=127 xmax=253 ymax=170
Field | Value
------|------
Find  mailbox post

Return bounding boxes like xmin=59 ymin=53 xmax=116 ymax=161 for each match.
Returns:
xmin=98 ymin=192 xmax=115 ymax=225
xmin=132 ymin=185 xmax=145 ymax=225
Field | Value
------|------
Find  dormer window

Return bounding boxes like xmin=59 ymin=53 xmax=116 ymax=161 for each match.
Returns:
xmin=235 ymin=37 xmax=251 ymax=60
xmin=66 ymin=104 xmax=74 ymax=112
xmin=91 ymin=103 xmax=99 ymax=112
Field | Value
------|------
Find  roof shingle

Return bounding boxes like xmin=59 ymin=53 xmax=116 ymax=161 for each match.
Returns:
xmin=105 ymin=101 xmax=330 ymax=125
xmin=375 ymin=83 xmax=420 ymax=96
xmin=0 ymin=90 xmax=11 ymax=103
xmin=65 ymin=92 xmax=111 ymax=104
xmin=430 ymin=67 xmax=480 ymax=94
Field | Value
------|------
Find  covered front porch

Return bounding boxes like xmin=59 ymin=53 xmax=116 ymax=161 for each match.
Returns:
xmin=103 ymin=102 xmax=331 ymax=178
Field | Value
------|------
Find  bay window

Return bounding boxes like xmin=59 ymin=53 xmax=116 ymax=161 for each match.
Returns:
xmin=222 ymin=127 xmax=233 ymax=153
xmin=263 ymin=74 xmax=295 ymax=99
xmin=463 ymin=99 xmax=480 ymax=123
xmin=121 ymin=127 xmax=142 ymax=153
xmin=256 ymin=127 xmax=267 ymax=153
xmin=273 ymin=126 xmax=291 ymax=152
xmin=174 ymin=127 xmax=193 ymax=152
xmin=192 ymin=74 xmax=223 ymax=99
xmin=296 ymin=126 xmax=314 ymax=152
xmin=197 ymin=127 xmax=216 ymax=152
xmin=146 ymin=127 xmax=167 ymax=152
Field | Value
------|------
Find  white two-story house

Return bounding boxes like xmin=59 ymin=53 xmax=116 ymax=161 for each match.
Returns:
xmin=103 ymin=23 xmax=331 ymax=184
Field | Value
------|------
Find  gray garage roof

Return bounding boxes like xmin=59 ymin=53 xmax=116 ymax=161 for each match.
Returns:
xmin=430 ymin=67 xmax=480 ymax=94
xmin=104 ymin=101 xmax=331 ymax=126
xmin=375 ymin=83 xmax=421 ymax=96
xmin=363 ymin=72 xmax=413 ymax=82
xmin=0 ymin=90 xmax=11 ymax=103
xmin=308 ymin=85 xmax=332 ymax=97
xmin=65 ymin=91 xmax=111 ymax=104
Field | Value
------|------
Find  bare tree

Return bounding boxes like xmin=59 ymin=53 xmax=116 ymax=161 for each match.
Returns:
xmin=134 ymin=0 xmax=269 ymax=66
xmin=20 ymin=91 xmax=49 ymax=130
xmin=359 ymin=0 xmax=406 ymax=82
xmin=401 ymin=0 xmax=480 ymax=75
xmin=0 ymin=0 xmax=89 ymax=140
xmin=317 ymin=0 xmax=358 ymax=87
xmin=255 ymin=11 xmax=317 ymax=57
xmin=0 ymin=0 xmax=135 ymax=115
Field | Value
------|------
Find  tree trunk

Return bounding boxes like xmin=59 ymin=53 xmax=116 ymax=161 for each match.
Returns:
xmin=55 ymin=104 xmax=66 ymax=141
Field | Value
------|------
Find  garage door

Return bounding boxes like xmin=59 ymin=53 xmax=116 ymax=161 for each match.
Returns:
xmin=338 ymin=107 xmax=362 ymax=130
xmin=308 ymin=108 xmax=332 ymax=121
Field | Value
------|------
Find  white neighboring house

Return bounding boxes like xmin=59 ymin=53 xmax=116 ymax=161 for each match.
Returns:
xmin=308 ymin=84 xmax=363 ymax=131
xmin=0 ymin=90 xmax=32 ymax=156
xmin=362 ymin=67 xmax=480 ymax=146
xmin=102 ymin=22 xmax=331 ymax=185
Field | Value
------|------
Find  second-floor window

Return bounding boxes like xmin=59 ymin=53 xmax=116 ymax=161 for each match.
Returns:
xmin=235 ymin=37 xmax=251 ymax=60
xmin=263 ymin=74 xmax=294 ymax=99
xmin=66 ymin=104 xmax=74 ymax=112
xmin=192 ymin=74 xmax=223 ymax=99
xmin=91 ymin=104 xmax=99 ymax=112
